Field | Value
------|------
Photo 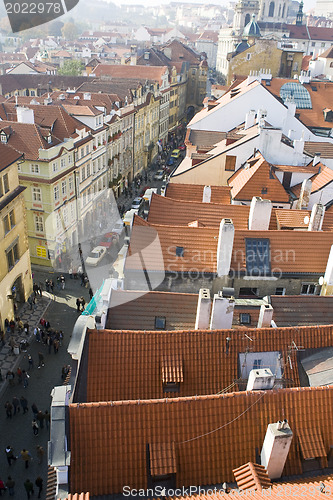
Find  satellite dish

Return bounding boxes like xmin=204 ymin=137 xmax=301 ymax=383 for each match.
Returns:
xmin=303 ymin=215 xmax=310 ymax=225
xmin=319 ymin=276 xmax=324 ymax=286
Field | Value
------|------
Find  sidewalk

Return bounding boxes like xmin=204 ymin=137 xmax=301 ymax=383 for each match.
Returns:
xmin=0 ymin=291 xmax=52 ymax=397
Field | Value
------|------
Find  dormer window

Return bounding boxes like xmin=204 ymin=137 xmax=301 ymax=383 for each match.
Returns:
xmin=45 ymin=133 xmax=52 ymax=144
xmin=161 ymin=353 xmax=183 ymax=393
xmin=155 ymin=317 xmax=166 ymax=330
xmin=175 ymin=246 xmax=184 ymax=257
xmin=1 ymin=132 xmax=7 ymax=143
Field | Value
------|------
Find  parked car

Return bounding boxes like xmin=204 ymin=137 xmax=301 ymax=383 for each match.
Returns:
xmin=154 ymin=170 xmax=165 ymax=180
xmin=166 ymin=157 xmax=174 ymax=167
xmin=99 ymin=232 xmax=119 ymax=250
xmin=131 ymin=197 xmax=143 ymax=210
xmin=112 ymin=220 xmax=125 ymax=237
xmin=179 ymin=144 xmax=186 ymax=151
xmin=85 ymin=246 xmax=107 ymax=266
xmin=171 ymin=149 xmax=181 ymax=159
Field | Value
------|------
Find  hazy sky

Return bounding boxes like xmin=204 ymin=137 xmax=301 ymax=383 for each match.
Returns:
xmin=113 ymin=0 xmax=317 ymax=10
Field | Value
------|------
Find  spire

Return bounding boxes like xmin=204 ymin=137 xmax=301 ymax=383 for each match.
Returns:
xmin=296 ymin=1 xmax=304 ymax=26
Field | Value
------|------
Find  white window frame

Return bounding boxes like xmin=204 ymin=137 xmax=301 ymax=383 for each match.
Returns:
xmin=61 ymin=180 xmax=67 ymax=196
xmin=32 ymin=187 xmax=42 ymax=202
xmin=31 ymin=164 xmax=39 ymax=174
xmin=54 ymin=185 xmax=59 ymax=201
xmin=35 ymin=214 xmax=44 ymax=232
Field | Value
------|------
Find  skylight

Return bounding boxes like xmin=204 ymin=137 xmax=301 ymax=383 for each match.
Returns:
xmin=280 ymin=82 xmax=312 ymax=109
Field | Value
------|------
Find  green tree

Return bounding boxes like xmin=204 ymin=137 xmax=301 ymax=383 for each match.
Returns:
xmin=61 ymin=22 xmax=78 ymax=41
xmin=58 ymin=60 xmax=84 ymax=76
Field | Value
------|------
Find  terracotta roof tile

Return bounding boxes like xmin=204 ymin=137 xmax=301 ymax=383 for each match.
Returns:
xmin=149 ymin=442 xmax=177 ymax=476
xmin=69 ymin=385 xmax=333 ymax=495
xmin=0 ymin=142 xmax=22 ymax=171
xmin=61 ymin=494 xmax=89 ymax=500
xmin=298 ymin=427 xmax=327 ymax=462
xmin=233 ymin=462 xmax=271 ymax=491
xmin=228 ymin=154 xmax=290 ymax=203
xmin=304 ymin=141 xmax=333 ymax=159
xmin=161 ymin=353 xmax=183 ymax=383
xmin=271 ymin=296 xmax=333 ymax=327
xmin=92 ymin=64 xmax=168 ymax=85
xmin=165 ymin=184 xmax=231 ymax=204
xmin=106 ymin=290 xmax=197 ymax=330
xmin=292 ymin=164 xmax=333 ymax=198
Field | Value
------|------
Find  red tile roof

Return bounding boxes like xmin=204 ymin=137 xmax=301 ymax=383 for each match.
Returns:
xmin=271 ymin=295 xmax=333 ymax=326
xmin=0 ymin=142 xmax=22 ymax=172
xmin=291 ymin=164 xmax=333 ymax=198
xmin=69 ymin=384 xmax=333 ymax=495
xmin=228 ymin=155 xmax=290 ymax=203
xmin=233 ymin=462 xmax=271 ymax=491
xmin=304 ymin=141 xmax=333 ymax=159
xmin=165 ymin=183 xmax=231 ymax=204
xmin=91 ymin=63 xmax=168 ymax=85
xmin=106 ymin=290 xmax=198 ymax=330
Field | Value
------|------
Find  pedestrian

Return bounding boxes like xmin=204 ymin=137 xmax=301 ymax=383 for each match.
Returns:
xmin=76 ymin=297 xmax=81 ymax=312
xmin=32 ymin=419 xmax=39 ymax=436
xmin=36 ymin=445 xmax=44 ymax=464
xmin=6 ymin=476 xmax=15 ymax=496
xmin=9 ymin=319 xmax=15 ymax=334
xmin=5 ymin=446 xmax=17 ymax=466
xmin=27 ymin=295 xmax=33 ymax=310
xmin=0 ymin=329 xmax=5 ymax=347
xmin=16 ymin=366 xmax=23 ymax=384
xmin=33 ymin=283 xmax=38 ymax=296
xmin=61 ymin=364 xmax=70 ymax=380
xmin=35 ymin=476 xmax=43 ymax=499
xmin=45 ymin=320 xmax=50 ymax=330
xmin=23 ymin=478 xmax=34 ymax=499
xmin=17 ymin=318 xmax=24 ymax=333
xmin=20 ymin=449 xmax=32 ymax=469
xmin=24 ymin=322 xmax=29 ymax=335
xmin=56 ymin=276 xmax=61 ymax=289
xmin=60 ymin=274 xmax=66 ymax=289
xmin=22 ymin=370 xmax=29 ymax=388
xmin=31 ymin=402 xmax=38 ymax=417
xmin=12 ymin=396 xmax=20 ymax=415
xmin=44 ymin=410 xmax=50 ymax=429
xmin=34 ymin=327 xmax=41 ymax=342
xmin=53 ymin=338 xmax=59 ymax=354
xmin=89 ymin=287 xmax=93 ymax=299
xmin=36 ymin=410 xmax=44 ymax=429
xmin=0 ymin=478 xmax=5 ymax=496
xmin=38 ymin=283 xmax=42 ymax=296
xmin=38 ymin=351 xmax=45 ymax=368
xmin=27 ymin=353 xmax=34 ymax=370
xmin=5 ymin=401 xmax=13 ymax=418
xmin=50 ymin=279 xmax=54 ymax=292
xmin=20 ymin=395 xmax=28 ymax=413
xmin=47 ymin=335 xmax=52 ymax=354
xmin=6 ymin=370 xmax=15 ymax=386
xmin=80 ymin=297 xmax=86 ymax=311
xmin=45 ymin=279 xmax=50 ymax=292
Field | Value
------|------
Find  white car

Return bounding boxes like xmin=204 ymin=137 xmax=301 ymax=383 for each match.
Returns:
xmin=85 ymin=246 xmax=107 ymax=266
xmin=131 ymin=197 xmax=143 ymax=210
xmin=112 ymin=220 xmax=125 ymax=237
xmin=154 ymin=170 xmax=164 ymax=181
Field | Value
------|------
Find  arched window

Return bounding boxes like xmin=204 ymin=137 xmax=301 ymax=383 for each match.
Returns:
xmin=282 ymin=2 xmax=286 ymax=17
xmin=268 ymin=1 xmax=275 ymax=17
xmin=244 ymin=13 xmax=251 ymax=26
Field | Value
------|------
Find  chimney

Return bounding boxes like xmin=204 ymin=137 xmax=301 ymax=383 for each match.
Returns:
xmin=257 ymin=304 xmax=274 ymax=328
xmin=209 ymin=291 xmax=234 ymax=330
xmin=320 ymin=245 xmax=333 ymax=296
xmin=83 ymin=92 xmax=91 ymax=100
xmin=293 ymin=137 xmax=304 ymax=155
xmin=195 ymin=288 xmax=211 ymax=329
xmin=216 ymin=218 xmax=235 ymax=277
xmin=130 ymin=45 xmax=137 ymax=65
xmin=308 ymin=203 xmax=325 ymax=231
xmin=244 ymin=110 xmax=256 ymax=130
xmin=313 ymin=152 xmax=321 ymax=166
xmin=202 ymin=185 xmax=211 ymax=203
xmin=248 ymin=197 xmax=272 ymax=230
xmin=286 ymin=100 xmax=296 ymax=116
xmin=16 ymin=106 xmax=34 ymax=124
xmin=261 ymin=420 xmax=293 ymax=479
xmin=246 ymin=368 xmax=275 ymax=391
xmin=296 ymin=179 xmax=312 ymax=210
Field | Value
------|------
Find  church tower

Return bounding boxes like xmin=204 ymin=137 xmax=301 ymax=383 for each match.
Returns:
xmin=259 ymin=0 xmax=291 ymax=23
xmin=233 ymin=0 xmax=260 ymax=31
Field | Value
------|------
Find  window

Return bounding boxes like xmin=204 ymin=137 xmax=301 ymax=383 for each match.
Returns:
xmin=245 ymin=238 xmax=271 ymax=276
xmin=81 ymin=167 xmax=85 ymax=182
xmin=268 ymin=1 xmax=275 ymax=16
xmin=86 ymin=163 xmax=90 ymax=177
xmin=253 ymin=359 xmax=262 ymax=370
xmin=69 ymin=177 xmax=73 ymax=191
xmin=246 ymin=53 xmax=251 ymax=61
xmin=1 ymin=133 xmax=7 ymax=143
xmin=275 ymin=287 xmax=285 ymax=295
xmin=61 ymin=180 xmax=67 ymax=196
xmin=3 ymin=173 xmax=9 ymax=193
xmin=31 ymin=164 xmax=39 ymax=174
xmin=80 ymin=148 xmax=84 ymax=159
xmin=0 ymin=178 xmax=3 ymax=197
xmin=225 ymin=155 xmax=236 ymax=171
xmin=35 ymin=215 xmax=44 ymax=232
xmin=239 ymin=287 xmax=258 ymax=297
xmin=176 ymin=246 xmax=184 ymax=257
xmin=301 ymin=283 xmax=316 ymax=295
xmin=32 ymin=187 xmax=42 ymax=202
xmin=3 ymin=209 xmax=15 ymax=234
xmin=54 ymin=185 xmax=59 ymax=201
xmin=68 ymin=155 xmax=72 ymax=165
xmin=52 ymin=162 xmax=58 ymax=172
xmin=155 ymin=317 xmax=166 ymax=329
xmin=60 ymin=158 xmax=66 ymax=169
xmin=6 ymin=240 xmax=19 ymax=271
xmin=240 ymin=313 xmax=251 ymax=325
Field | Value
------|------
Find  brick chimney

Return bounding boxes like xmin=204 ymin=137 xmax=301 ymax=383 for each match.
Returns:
xmin=261 ymin=420 xmax=293 ymax=479
xmin=296 ymin=179 xmax=312 ymax=210
xmin=248 ymin=197 xmax=272 ymax=230
xmin=216 ymin=218 xmax=235 ymax=277
xmin=195 ymin=288 xmax=211 ymax=330
xmin=308 ymin=203 xmax=325 ymax=231
xmin=257 ymin=303 xmax=274 ymax=328
xmin=202 ymin=185 xmax=211 ymax=203
xmin=209 ymin=291 xmax=234 ymax=330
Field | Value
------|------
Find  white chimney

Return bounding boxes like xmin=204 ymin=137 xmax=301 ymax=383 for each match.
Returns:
xmin=202 ymin=185 xmax=211 ymax=203
xmin=308 ymin=203 xmax=325 ymax=231
xmin=313 ymin=152 xmax=321 ymax=166
xmin=195 ymin=289 xmax=211 ymax=330
xmin=257 ymin=303 xmax=274 ymax=328
xmin=244 ymin=110 xmax=256 ymax=130
xmin=258 ymin=128 xmax=283 ymax=160
xmin=261 ymin=420 xmax=293 ymax=479
xmin=320 ymin=245 xmax=333 ymax=296
xmin=288 ymin=129 xmax=295 ymax=140
xmin=248 ymin=197 xmax=272 ymax=230
xmin=286 ymin=100 xmax=296 ymax=116
xmin=216 ymin=218 xmax=235 ymax=277
xmin=16 ymin=106 xmax=34 ymax=124
xmin=246 ymin=368 xmax=275 ymax=391
xmin=296 ymin=179 xmax=312 ymax=210
xmin=209 ymin=292 xmax=234 ymax=330
xmin=293 ymin=137 xmax=304 ymax=155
